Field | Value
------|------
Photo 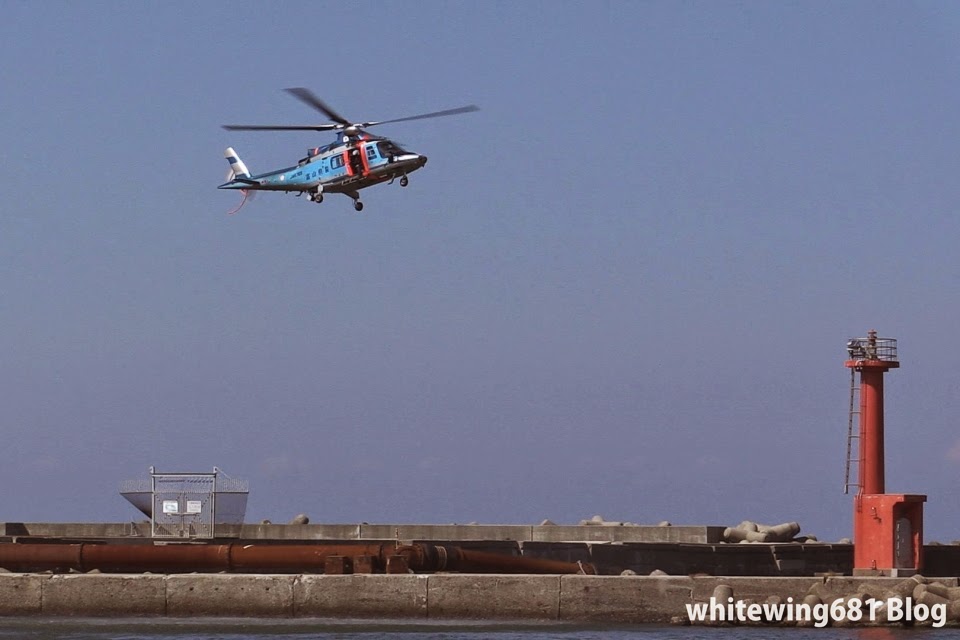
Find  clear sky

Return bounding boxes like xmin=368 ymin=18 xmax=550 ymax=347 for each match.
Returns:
xmin=2 ymin=1 xmax=959 ymax=543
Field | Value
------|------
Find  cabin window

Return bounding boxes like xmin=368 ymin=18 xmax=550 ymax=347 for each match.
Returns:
xmin=366 ymin=146 xmax=378 ymax=160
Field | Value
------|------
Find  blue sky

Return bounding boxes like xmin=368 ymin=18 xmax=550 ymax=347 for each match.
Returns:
xmin=2 ymin=1 xmax=960 ymax=543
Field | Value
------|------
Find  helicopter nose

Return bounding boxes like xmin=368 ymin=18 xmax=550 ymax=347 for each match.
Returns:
xmin=419 ymin=155 xmax=428 ymax=166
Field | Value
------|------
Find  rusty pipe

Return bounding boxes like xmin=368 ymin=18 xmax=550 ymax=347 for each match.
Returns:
xmin=228 ymin=543 xmax=390 ymax=572
xmin=0 ymin=542 xmax=594 ymax=575
xmin=446 ymin=546 xmax=595 ymax=574
xmin=0 ymin=543 xmax=393 ymax=574
xmin=0 ymin=543 xmax=81 ymax=573
xmin=399 ymin=544 xmax=595 ymax=574
xmin=81 ymin=544 xmax=230 ymax=573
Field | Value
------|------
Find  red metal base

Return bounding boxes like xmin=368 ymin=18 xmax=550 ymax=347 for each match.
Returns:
xmin=854 ymin=493 xmax=926 ymax=574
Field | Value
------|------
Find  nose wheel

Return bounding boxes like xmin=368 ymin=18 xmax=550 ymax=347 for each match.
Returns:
xmin=353 ymin=200 xmax=364 ymax=212
xmin=399 ymin=175 xmax=409 ymax=187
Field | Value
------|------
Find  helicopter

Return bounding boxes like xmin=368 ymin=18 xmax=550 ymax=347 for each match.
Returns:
xmin=219 ymin=88 xmax=478 ymax=212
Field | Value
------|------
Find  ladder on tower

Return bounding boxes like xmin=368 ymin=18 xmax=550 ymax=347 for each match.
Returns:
xmin=844 ymin=367 xmax=860 ymax=494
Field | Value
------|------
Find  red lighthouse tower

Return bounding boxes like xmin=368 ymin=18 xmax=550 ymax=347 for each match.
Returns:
xmin=845 ymin=330 xmax=926 ymax=576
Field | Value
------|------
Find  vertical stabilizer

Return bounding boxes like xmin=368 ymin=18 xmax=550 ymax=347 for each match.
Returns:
xmin=224 ymin=147 xmax=251 ymax=179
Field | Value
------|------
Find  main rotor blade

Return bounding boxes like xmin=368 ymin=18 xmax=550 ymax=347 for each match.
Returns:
xmin=222 ymin=124 xmax=340 ymax=132
xmin=363 ymin=105 xmax=480 ymax=128
xmin=285 ymin=87 xmax=351 ymax=125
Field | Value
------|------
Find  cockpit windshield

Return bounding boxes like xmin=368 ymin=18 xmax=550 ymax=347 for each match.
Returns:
xmin=377 ymin=141 xmax=408 ymax=158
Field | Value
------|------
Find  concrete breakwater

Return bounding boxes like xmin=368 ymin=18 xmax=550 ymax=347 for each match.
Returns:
xmin=1 ymin=573 xmax=957 ymax=624
xmin=12 ymin=521 xmax=960 ymax=577
xmin=0 ymin=522 xmax=726 ymax=544
xmin=0 ymin=522 xmax=854 ymax=576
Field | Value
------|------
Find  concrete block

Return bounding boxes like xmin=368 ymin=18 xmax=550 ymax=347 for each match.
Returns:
xmin=386 ymin=555 xmax=409 ymax=574
xmin=531 ymin=525 xmax=721 ymax=544
xmin=822 ymin=576 xmax=957 ymax=601
xmin=358 ymin=524 xmax=404 ymax=540
xmin=42 ymin=574 xmax=165 ymax=616
xmin=0 ymin=573 xmax=46 ymax=614
xmin=561 ymin=575 xmax=693 ymax=623
xmin=237 ymin=524 xmax=361 ymax=540
xmin=587 ymin=543 xmax=677 ymax=575
xmin=428 ymin=574 xmax=559 ymax=620
xmin=324 ymin=556 xmax=352 ymax=574
xmin=8 ymin=523 xmax=139 ymax=538
xmin=213 ymin=524 xmax=242 ymax=538
xmin=353 ymin=555 xmax=375 ymax=574
xmin=923 ymin=545 xmax=960 ymax=577
xmin=582 ymin=542 xmax=785 ymax=576
xmin=166 ymin=574 xmax=294 ymax=617
xmin=295 ymin=574 xmax=427 ymax=618
xmin=7 ymin=573 xmax=945 ymax=621
xmin=361 ymin=524 xmax=532 ymax=541
xmin=1 ymin=523 xmax=30 ymax=537
xmin=772 ymin=543 xmax=852 ymax=576
xmin=690 ymin=576 xmax=821 ymax=603
xmin=520 ymin=542 xmax=591 ymax=565
xmin=533 ymin=526 xmax=636 ymax=543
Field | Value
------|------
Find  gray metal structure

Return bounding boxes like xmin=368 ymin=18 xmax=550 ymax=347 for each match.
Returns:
xmin=150 ymin=468 xmax=217 ymax=538
xmin=120 ymin=467 xmax=249 ymax=539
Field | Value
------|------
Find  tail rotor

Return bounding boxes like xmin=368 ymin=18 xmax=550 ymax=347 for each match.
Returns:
xmin=225 ymin=187 xmax=255 ymax=215
xmin=222 ymin=149 xmax=256 ymax=214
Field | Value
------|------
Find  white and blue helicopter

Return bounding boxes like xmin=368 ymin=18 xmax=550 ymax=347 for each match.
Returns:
xmin=219 ymin=88 xmax=478 ymax=213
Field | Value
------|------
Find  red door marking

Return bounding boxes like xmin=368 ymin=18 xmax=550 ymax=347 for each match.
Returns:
xmin=359 ymin=143 xmax=370 ymax=176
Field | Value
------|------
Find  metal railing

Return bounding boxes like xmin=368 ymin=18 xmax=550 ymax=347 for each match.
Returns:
xmin=845 ymin=333 xmax=898 ymax=362
xmin=120 ymin=470 xmax=248 ymax=494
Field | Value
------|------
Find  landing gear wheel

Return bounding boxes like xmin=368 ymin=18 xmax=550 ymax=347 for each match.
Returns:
xmin=354 ymin=201 xmax=364 ymax=212
xmin=312 ymin=194 xmax=323 ymax=204
xmin=399 ymin=176 xmax=409 ymax=187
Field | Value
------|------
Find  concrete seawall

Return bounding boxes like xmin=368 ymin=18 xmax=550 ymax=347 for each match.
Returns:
xmin=0 ymin=523 xmax=866 ymax=576
xmin=0 ymin=522 xmax=726 ymax=544
xmin=2 ymin=573 xmax=955 ymax=622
